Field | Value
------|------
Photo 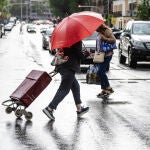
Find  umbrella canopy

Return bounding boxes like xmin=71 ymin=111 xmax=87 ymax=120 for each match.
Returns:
xmin=50 ymin=11 xmax=105 ymax=50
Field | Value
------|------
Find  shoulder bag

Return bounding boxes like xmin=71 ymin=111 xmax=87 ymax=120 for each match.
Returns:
xmin=51 ymin=49 xmax=69 ymax=66
xmin=93 ymin=51 xmax=105 ymax=63
xmin=93 ymin=37 xmax=105 ymax=63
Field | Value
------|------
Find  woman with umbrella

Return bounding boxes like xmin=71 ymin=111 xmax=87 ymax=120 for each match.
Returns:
xmin=43 ymin=11 xmax=105 ymax=120
xmin=43 ymin=41 xmax=90 ymax=120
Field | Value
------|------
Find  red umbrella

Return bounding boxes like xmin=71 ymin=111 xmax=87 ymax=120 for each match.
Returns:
xmin=50 ymin=11 xmax=105 ymax=50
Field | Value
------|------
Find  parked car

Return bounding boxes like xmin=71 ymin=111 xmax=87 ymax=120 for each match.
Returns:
xmin=27 ymin=24 xmax=36 ymax=33
xmin=111 ymin=27 xmax=123 ymax=39
xmin=81 ymin=32 xmax=97 ymax=64
xmin=118 ymin=20 xmax=150 ymax=68
xmin=0 ymin=24 xmax=5 ymax=38
xmin=9 ymin=17 xmax=17 ymax=25
xmin=40 ymin=24 xmax=54 ymax=33
xmin=4 ymin=23 xmax=14 ymax=31
xmin=42 ymin=27 xmax=54 ymax=50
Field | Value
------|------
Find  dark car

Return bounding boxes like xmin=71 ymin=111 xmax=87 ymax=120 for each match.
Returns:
xmin=42 ymin=27 xmax=54 ymax=50
xmin=118 ymin=20 xmax=150 ymax=68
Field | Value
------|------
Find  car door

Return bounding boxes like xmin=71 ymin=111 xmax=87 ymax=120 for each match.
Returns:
xmin=121 ymin=21 xmax=132 ymax=57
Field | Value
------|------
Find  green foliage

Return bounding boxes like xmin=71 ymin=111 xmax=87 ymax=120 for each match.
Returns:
xmin=0 ymin=0 xmax=7 ymax=11
xmin=49 ymin=0 xmax=87 ymax=17
xmin=137 ymin=0 xmax=150 ymax=20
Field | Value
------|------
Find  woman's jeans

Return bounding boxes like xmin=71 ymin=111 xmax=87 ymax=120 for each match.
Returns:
xmin=97 ymin=55 xmax=112 ymax=90
xmin=49 ymin=68 xmax=82 ymax=110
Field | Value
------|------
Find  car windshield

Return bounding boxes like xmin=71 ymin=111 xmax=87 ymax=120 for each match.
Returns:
xmin=46 ymin=28 xmax=54 ymax=36
xmin=132 ymin=23 xmax=150 ymax=35
xmin=83 ymin=32 xmax=98 ymax=40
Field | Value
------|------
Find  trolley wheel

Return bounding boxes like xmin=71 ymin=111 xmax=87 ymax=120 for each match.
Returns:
xmin=25 ymin=112 xmax=33 ymax=120
xmin=5 ymin=107 xmax=13 ymax=114
xmin=15 ymin=109 xmax=23 ymax=118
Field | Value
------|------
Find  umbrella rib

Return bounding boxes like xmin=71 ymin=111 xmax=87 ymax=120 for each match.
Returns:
xmin=69 ymin=17 xmax=92 ymax=35
xmin=68 ymin=15 xmax=104 ymax=41
xmin=66 ymin=16 xmax=95 ymax=46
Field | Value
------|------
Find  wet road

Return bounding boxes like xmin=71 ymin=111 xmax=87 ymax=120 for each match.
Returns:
xmin=0 ymin=24 xmax=150 ymax=150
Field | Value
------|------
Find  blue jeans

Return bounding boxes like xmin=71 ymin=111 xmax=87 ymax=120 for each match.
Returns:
xmin=97 ymin=55 xmax=112 ymax=90
xmin=49 ymin=68 xmax=82 ymax=110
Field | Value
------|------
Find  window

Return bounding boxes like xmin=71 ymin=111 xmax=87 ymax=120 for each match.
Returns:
xmin=133 ymin=23 xmax=150 ymax=35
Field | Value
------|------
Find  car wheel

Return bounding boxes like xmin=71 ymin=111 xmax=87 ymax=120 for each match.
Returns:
xmin=128 ymin=48 xmax=137 ymax=68
xmin=43 ymin=46 xmax=46 ymax=50
xmin=119 ymin=51 xmax=126 ymax=64
xmin=51 ymin=49 xmax=56 ymax=55
xmin=48 ymin=49 xmax=51 ymax=54
xmin=118 ymin=44 xmax=126 ymax=64
xmin=42 ymin=42 xmax=46 ymax=50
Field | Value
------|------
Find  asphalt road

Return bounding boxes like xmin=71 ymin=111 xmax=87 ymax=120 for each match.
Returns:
xmin=0 ymin=24 xmax=150 ymax=150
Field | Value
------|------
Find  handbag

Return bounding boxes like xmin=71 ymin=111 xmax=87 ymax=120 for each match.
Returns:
xmin=100 ymin=41 xmax=117 ymax=53
xmin=51 ymin=49 xmax=69 ymax=66
xmin=93 ymin=51 xmax=105 ymax=63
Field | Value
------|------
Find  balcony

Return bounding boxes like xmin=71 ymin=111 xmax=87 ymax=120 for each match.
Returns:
xmin=126 ymin=10 xmax=137 ymax=17
xmin=113 ymin=11 xmax=122 ymax=17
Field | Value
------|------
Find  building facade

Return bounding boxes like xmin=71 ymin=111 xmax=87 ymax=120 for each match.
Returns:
xmin=90 ymin=0 xmax=141 ymax=29
xmin=112 ymin=0 xmax=141 ymax=29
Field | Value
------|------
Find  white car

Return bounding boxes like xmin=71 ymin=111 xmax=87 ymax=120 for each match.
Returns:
xmin=81 ymin=32 xmax=97 ymax=64
xmin=40 ymin=24 xmax=54 ymax=33
xmin=42 ymin=27 xmax=54 ymax=50
xmin=4 ymin=23 xmax=14 ymax=31
xmin=27 ymin=24 xmax=36 ymax=33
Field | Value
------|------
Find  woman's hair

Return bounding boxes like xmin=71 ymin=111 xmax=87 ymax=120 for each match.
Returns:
xmin=96 ymin=24 xmax=110 ymax=32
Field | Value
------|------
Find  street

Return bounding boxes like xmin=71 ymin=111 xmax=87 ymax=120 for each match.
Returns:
xmin=0 ymin=24 xmax=150 ymax=150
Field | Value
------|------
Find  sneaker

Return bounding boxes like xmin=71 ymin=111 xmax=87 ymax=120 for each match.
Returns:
xmin=77 ymin=106 xmax=89 ymax=117
xmin=43 ymin=107 xmax=55 ymax=120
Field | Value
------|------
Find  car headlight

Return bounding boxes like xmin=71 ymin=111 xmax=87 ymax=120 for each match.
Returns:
xmin=132 ymin=40 xmax=145 ymax=49
xmin=46 ymin=37 xmax=49 ymax=41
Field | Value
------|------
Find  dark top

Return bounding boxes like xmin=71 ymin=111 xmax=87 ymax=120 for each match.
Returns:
xmin=56 ymin=41 xmax=89 ymax=73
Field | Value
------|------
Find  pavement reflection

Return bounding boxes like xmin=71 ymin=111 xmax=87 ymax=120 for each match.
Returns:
xmin=44 ymin=118 xmax=89 ymax=150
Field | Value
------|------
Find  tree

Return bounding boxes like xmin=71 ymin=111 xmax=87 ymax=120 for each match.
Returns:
xmin=49 ymin=0 xmax=87 ymax=18
xmin=0 ymin=0 xmax=10 ymax=19
xmin=137 ymin=0 xmax=150 ymax=20
xmin=0 ymin=0 xmax=7 ymax=11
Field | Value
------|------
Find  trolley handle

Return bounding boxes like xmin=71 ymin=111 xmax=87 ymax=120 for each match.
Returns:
xmin=1 ymin=99 xmax=22 ymax=106
xmin=49 ymin=70 xmax=58 ymax=77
